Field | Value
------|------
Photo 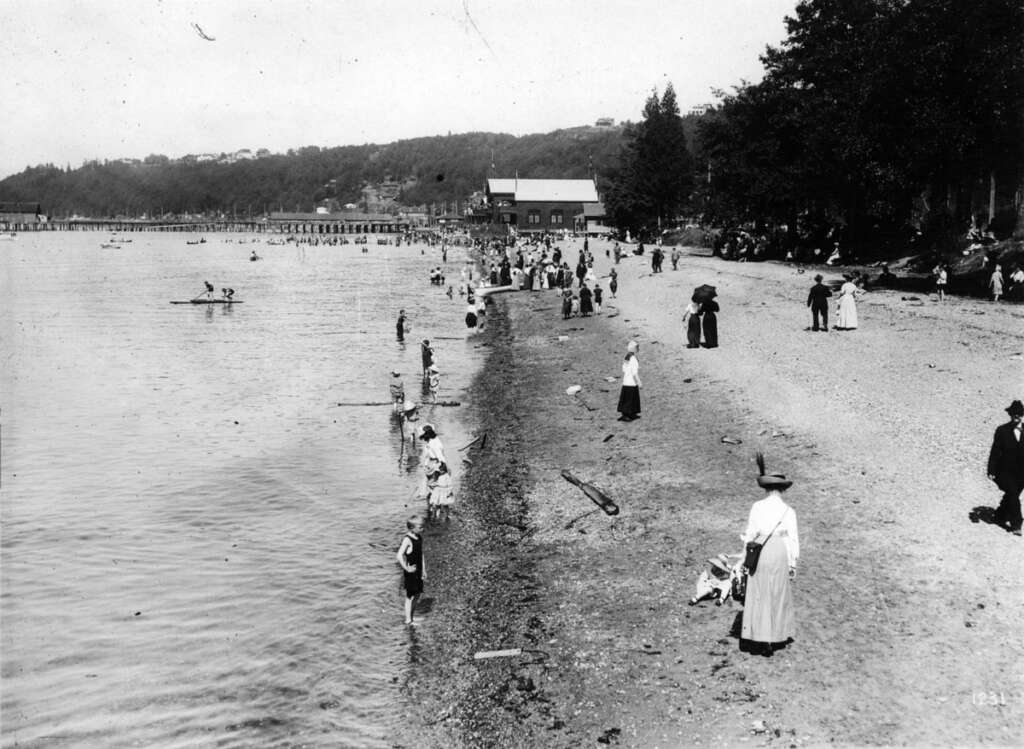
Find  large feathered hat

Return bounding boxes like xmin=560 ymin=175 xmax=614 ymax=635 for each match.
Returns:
xmin=756 ymin=452 xmax=792 ymax=490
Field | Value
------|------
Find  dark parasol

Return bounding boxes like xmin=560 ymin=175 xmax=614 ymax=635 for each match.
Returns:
xmin=692 ymin=284 xmax=717 ymax=303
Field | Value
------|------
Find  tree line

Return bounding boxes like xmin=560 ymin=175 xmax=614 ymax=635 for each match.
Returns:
xmin=692 ymin=0 xmax=1024 ymax=250
xmin=604 ymin=0 xmax=1023 ymax=251
xmin=6 ymin=0 xmax=1021 ymax=254
xmin=0 ymin=128 xmax=624 ymax=219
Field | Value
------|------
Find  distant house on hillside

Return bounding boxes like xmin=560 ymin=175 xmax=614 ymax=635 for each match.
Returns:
xmin=483 ymin=178 xmax=599 ymax=232
xmin=0 ymin=202 xmax=44 ymax=228
xmin=688 ymin=103 xmax=713 ymax=117
xmin=594 ymin=117 xmax=615 ymax=127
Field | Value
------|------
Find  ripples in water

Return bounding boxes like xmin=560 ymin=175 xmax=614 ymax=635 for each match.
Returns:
xmin=1 ymin=232 xmax=482 ymax=747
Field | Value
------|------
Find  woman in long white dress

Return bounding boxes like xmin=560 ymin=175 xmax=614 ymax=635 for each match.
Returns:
xmin=835 ymin=275 xmax=862 ymax=330
xmin=418 ymin=423 xmax=453 ymax=521
xmin=740 ymin=459 xmax=799 ymax=656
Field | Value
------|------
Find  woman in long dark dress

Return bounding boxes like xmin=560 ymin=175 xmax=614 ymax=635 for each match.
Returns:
xmin=701 ymin=299 xmax=719 ymax=348
xmin=579 ymin=284 xmax=593 ymax=316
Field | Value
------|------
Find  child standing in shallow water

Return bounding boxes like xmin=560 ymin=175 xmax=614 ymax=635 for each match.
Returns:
xmin=427 ymin=365 xmax=440 ymax=403
xmin=396 ymin=515 xmax=426 ymax=625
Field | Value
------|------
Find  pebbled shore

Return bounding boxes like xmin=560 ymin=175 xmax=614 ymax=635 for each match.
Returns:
xmin=394 ymin=238 xmax=1024 ymax=748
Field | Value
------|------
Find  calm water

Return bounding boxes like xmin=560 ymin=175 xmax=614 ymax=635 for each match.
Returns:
xmin=0 ymin=232 xmax=483 ymax=747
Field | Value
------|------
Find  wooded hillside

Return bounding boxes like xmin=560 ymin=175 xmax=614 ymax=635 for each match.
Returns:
xmin=0 ymin=127 xmax=627 ymax=219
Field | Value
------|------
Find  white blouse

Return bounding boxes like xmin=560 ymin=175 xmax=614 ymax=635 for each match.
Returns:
xmin=743 ymin=492 xmax=799 ymax=568
xmin=422 ymin=437 xmax=447 ymax=472
xmin=621 ymin=354 xmax=640 ymax=387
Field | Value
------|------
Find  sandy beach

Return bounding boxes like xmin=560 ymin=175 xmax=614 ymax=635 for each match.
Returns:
xmin=394 ymin=237 xmax=1024 ymax=748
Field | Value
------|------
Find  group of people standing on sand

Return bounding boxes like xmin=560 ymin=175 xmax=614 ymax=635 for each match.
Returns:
xmin=681 ymin=296 xmax=720 ymax=348
xmin=804 ymin=272 xmax=864 ymax=331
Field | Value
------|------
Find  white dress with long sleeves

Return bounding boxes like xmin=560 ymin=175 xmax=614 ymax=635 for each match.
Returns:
xmin=741 ymin=491 xmax=798 ymax=644
xmin=836 ymin=281 xmax=860 ymax=329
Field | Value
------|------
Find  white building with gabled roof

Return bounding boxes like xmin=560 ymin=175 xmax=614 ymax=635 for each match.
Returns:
xmin=483 ymin=178 xmax=599 ymax=231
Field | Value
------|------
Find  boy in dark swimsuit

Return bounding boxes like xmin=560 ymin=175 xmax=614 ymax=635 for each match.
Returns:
xmin=395 ymin=515 xmax=426 ymax=625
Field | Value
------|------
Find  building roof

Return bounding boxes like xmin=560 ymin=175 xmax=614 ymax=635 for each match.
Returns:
xmin=486 ymin=179 xmax=598 ymax=203
xmin=581 ymin=202 xmax=606 ymax=218
xmin=0 ymin=202 xmax=42 ymax=214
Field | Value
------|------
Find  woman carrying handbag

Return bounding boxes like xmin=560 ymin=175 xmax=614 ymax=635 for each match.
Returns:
xmin=739 ymin=453 xmax=800 ymax=656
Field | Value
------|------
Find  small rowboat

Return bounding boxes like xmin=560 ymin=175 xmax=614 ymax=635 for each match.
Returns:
xmin=170 ymin=299 xmax=244 ymax=305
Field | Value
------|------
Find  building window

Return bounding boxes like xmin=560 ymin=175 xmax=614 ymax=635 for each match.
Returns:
xmin=550 ymin=210 xmax=563 ymax=225
xmin=527 ymin=210 xmax=541 ymax=225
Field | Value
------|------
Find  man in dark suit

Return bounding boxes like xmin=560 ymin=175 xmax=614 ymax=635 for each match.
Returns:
xmin=987 ymin=399 xmax=1024 ymax=535
xmin=806 ymin=274 xmax=833 ymax=331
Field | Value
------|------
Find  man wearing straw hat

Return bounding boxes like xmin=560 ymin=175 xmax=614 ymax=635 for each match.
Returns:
xmin=987 ymin=399 xmax=1024 ymax=536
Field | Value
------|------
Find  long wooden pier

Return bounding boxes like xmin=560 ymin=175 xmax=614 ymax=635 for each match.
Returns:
xmin=1 ymin=217 xmax=412 ymax=234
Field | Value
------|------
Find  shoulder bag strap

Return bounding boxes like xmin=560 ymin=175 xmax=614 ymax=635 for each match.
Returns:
xmin=761 ymin=508 xmax=789 ymax=544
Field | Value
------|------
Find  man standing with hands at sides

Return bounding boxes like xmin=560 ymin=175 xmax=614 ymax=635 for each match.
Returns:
xmin=807 ymin=274 xmax=832 ymax=332
xmin=988 ymin=400 xmax=1024 ymax=536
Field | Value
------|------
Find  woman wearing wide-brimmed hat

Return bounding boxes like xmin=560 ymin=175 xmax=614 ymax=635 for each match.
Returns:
xmin=616 ymin=340 xmax=642 ymax=421
xmin=418 ymin=423 xmax=453 ymax=521
xmin=740 ymin=455 xmax=800 ymax=656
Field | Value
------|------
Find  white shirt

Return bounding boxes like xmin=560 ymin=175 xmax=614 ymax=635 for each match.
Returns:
xmin=621 ymin=354 xmax=640 ymax=387
xmin=422 ymin=437 xmax=447 ymax=471
xmin=743 ymin=492 xmax=799 ymax=568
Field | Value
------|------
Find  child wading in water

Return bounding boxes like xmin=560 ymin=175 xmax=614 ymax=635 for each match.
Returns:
xmin=427 ymin=364 xmax=440 ymax=403
xmin=396 ymin=515 xmax=426 ymax=625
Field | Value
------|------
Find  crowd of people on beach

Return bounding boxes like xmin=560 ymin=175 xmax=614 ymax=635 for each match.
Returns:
xmin=388 ymin=230 xmax=1021 ymax=666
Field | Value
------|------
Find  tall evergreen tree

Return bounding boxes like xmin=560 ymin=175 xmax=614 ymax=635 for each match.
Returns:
xmin=605 ymin=84 xmax=694 ymax=234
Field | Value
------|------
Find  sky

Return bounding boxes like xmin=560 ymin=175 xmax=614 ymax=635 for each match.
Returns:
xmin=1 ymin=0 xmax=799 ymax=180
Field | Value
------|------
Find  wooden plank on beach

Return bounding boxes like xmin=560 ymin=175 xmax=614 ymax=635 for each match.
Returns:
xmin=473 ymin=648 xmax=522 ymax=660
xmin=561 ymin=469 xmax=619 ymax=515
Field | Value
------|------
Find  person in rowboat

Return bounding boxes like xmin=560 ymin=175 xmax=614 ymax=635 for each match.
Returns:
xmin=203 ymin=281 xmax=214 ymax=300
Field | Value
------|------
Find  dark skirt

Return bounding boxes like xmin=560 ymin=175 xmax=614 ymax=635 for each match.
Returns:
xmin=687 ymin=315 xmax=702 ymax=347
xmin=702 ymin=311 xmax=718 ymax=348
xmin=465 ymin=312 xmax=478 ymax=328
xmin=617 ymin=385 xmax=641 ymax=417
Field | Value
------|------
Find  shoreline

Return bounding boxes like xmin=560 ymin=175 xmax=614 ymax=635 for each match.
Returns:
xmin=395 ymin=238 xmax=1023 ymax=747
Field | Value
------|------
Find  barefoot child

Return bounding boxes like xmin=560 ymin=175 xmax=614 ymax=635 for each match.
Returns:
xmin=427 ymin=364 xmax=440 ymax=403
xmin=396 ymin=515 xmax=426 ymax=625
